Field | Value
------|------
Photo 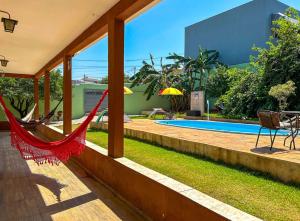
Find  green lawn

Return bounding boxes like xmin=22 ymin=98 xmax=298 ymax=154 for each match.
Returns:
xmin=130 ymin=113 xmax=186 ymax=120
xmin=202 ymin=113 xmax=259 ymax=121
xmin=85 ymin=129 xmax=300 ymax=221
xmin=130 ymin=112 xmax=259 ymax=121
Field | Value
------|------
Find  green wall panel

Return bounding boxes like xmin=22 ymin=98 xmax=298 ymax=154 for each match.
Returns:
xmin=0 ymin=83 xmax=170 ymax=120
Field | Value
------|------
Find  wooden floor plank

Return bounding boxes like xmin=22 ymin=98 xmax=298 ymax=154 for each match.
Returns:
xmin=0 ymin=132 xmax=146 ymax=221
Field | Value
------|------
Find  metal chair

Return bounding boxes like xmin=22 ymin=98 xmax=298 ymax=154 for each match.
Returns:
xmin=281 ymin=114 xmax=299 ymax=149
xmin=256 ymin=111 xmax=281 ymax=150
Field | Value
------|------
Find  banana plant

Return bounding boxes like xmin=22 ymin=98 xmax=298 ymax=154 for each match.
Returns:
xmin=130 ymin=54 xmax=180 ymax=100
xmin=167 ymin=48 xmax=221 ymax=92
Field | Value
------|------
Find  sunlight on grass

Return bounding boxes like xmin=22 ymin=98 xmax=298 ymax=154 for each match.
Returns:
xmin=86 ymin=129 xmax=300 ymax=221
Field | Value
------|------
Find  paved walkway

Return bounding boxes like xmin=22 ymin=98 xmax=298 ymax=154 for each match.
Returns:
xmin=0 ymin=132 xmax=146 ymax=221
xmin=124 ymin=120 xmax=300 ymax=164
xmin=53 ymin=117 xmax=300 ymax=163
xmin=58 ymin=117 xmax=300 ymax=163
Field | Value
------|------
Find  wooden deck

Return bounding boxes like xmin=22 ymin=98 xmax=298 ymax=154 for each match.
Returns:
xmin=0 ymin=132 xmax=147 ymax=221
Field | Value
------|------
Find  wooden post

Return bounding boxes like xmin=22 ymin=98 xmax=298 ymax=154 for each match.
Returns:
xmin=63 ymin=55 xmax=72 ymax=134
xmin=44 ymin=71 xmax=50 ymax=118
xmin=33 ymin=78 xmax=39 ymax=120
xmin=108 ymin=17 xmax=124 ymax=158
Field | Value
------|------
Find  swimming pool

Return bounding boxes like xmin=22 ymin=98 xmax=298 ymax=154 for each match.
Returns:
xmin=156 ymin=120 xmax=289 ymax=135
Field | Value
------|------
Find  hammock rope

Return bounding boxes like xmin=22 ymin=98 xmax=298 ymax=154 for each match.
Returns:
xmin=21 ymin=104 xmax=36 ymax=122
xmin=17 ymin=97 xmax=63 ymax=129
xmin=0 ymin=89 xmax=108 ymax=165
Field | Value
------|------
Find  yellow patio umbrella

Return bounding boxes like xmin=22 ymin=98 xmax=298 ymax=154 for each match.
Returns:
xmin=124 ymin=86 xmax=133 ymax=95
xmin=158 ymin=87 xmax=183 ymax=96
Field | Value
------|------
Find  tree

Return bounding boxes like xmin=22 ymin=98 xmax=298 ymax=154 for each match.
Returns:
xmin=269 ymin=80 xmax=296 ymax=111
xmin=218 ymin=68 xmax=262 ymax=117
xmin=167 ymin=49 xmax=221 ymax=111
xmin=129 ymin=50 xmax=221 ymax=112
xmin=130 ymin=55 xmax=186 ymax=111
xmin=253 ymin=8 xmax=300 ymax=110
xmin=213 ymin=8 xmax=300 ymax=117
xmin=206 ymin=65 xmax=230 ymax=99
xmin=168 ymin=48 xmax=221 ymax=93
xmin=0 ymin=69 xmax=63 ymax=118
xmin=39 ymin=69 xmax=63 ymax=100
xmin=0 ymin=78 xmax=36 ymax=118
xmin=130 ymin=54 xmax=179 ymax=100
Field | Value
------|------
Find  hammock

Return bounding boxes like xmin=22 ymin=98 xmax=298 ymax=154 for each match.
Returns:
xmin=17 ymin=98 xmax=63 ymax=130
xmin=21 ymin=104 xmax=36 ymax=122
xmin=0 ymin=89 xmax=108 ymax=165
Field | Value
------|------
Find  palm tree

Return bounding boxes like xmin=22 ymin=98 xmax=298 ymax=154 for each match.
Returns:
xmin=167 ymin=48 xmax=221 ymax=93
xmin=166 ymin=48 xmax=221 ymax=111
xmin=130 ymin=54 xmax=180 ymax=100
xmin=130 ymin=49 xmax=221 ymax=112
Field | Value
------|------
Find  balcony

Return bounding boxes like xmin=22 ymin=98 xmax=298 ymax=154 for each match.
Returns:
xmin=0 ymin=1 xmax=263 ymax=220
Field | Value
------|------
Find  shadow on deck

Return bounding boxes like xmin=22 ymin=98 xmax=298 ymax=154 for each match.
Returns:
xmin=0 ymin=132 xmax=146 ymax=221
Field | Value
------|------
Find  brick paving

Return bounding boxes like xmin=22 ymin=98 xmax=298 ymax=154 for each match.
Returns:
xmin=125 ymin=119 xmax=300 ymax=164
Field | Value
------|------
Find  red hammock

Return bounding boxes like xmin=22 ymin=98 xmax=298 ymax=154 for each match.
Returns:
xmin=0 ymin=89 xmax=108 ymax=165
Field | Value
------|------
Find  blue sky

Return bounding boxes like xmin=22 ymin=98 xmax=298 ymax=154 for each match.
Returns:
xmin=69 ymin=0 xmax=299 ymax=80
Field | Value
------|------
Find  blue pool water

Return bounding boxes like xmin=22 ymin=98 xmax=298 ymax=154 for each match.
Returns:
xmin=156 ymin=120 xmax=289 ymax=135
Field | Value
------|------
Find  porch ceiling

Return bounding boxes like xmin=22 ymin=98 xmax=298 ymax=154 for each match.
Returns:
xmin=0 ymin=0 xmax=119 ymax=75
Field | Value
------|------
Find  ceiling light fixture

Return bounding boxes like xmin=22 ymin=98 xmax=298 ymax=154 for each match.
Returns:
xmin=0 ymin=10 xmax=18 ymax=33
xmin=0 ymin=55 xmax=9 ymax=67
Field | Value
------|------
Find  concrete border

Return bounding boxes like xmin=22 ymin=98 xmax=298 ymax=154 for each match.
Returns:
xmin=90 ymin=122 xmax=300 ymax=184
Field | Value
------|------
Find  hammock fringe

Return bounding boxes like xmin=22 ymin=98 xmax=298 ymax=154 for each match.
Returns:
xmin=0 ymin=90 xmax=108 ymax=165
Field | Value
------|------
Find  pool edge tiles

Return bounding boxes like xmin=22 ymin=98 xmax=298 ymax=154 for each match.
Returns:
xmin=156 ymin=120 xmax=288 ymax=136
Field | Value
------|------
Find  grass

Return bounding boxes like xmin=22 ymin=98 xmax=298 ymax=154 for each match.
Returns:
xmin=84 ymin=129 xmax=300 ymax=221
xmin=129 ymin=115 xmax=166 ymax=120
xmin=130 ymin=113 xmax=186 ymax=120
xmin=130 ymin=115 xmax=148 ymax=119
xmin=130 ymin=112 xmax=259 ymax=121
xmin=202 ymin=113 xmax=259 ymax=121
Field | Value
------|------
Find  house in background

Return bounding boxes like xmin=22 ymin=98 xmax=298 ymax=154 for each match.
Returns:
xmin=72 ymin=75 xmax=100 ymax=85
xmin=185 ymin=0 xmax=297 ymax=66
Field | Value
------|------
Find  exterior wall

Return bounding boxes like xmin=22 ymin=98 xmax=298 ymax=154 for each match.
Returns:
xmin=0 ymin=84 xmax=170 ymax=120
xmin=124 ymin=84 xmax=170 ymax=115
xmin=185 ymin=0 xmax=290 ymax=65
xmin=72 ymin=83 xmax=170 ymax=118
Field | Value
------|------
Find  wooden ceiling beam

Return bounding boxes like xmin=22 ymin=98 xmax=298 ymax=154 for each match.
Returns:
xmin=34 ymin=0 xmax=158 ymax=79
xmin=0 ymin=73 xmax=34 ymax=79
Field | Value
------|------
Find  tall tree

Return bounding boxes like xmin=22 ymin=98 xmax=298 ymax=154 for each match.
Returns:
xmin=168 ymin=48 xmax=221 ymax=93
xmin=130 ymin=54 xmax=180 ymax=100
xmin=167 ymin=48 xmax=221 ymax=110
xmin=208 ymin=8 xmax=300 ymax=117
xmin=130 ymin=50 xmax=221 ymax=111
xmin=253 ymin=8 xmax=300 ymax=110
xmin=0 ymin=69 xmax=63 ymax=118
